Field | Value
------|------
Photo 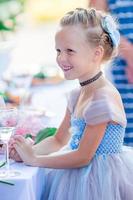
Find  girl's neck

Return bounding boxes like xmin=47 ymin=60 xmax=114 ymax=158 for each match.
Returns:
xmin=80 ymin=74 xmax=107 ymax=93
xmin=78 ymin=64 xmax=102 ymax=82
xmin=79 ymin=71 xmax=103 ymax=87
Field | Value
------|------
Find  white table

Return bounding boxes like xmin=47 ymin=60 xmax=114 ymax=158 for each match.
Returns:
xmin=0 ymin=160 xmax=45 ymax=200
xmin=0 ymin=80 xmax=79 ymax=200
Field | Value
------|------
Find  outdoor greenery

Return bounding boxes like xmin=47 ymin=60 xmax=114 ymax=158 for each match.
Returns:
xmin=0 ymin=0 xmax=26 ymax=39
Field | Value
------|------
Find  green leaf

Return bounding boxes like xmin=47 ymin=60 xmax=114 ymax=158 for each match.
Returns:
xmin=0 ymin=180 xmax=14 ymax=186
xmin=0 ymin=92 xmax=11 ymax=103
xmin=0 ymin=21 xmax=13 ymax=31
xmin=35 ymin=127 xmax=57 ymax=144
xmin=0 ymin=162 xmax=14 ymax=185
xmin=25 ymin=134 xmax=32 ymax=139
xmin=0 ymin=161 xmax=6 ymax=168
xmin=33 ymin=72 xmax=47 ymax=79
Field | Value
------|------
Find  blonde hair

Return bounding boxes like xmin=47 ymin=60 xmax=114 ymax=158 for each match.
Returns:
xmin=60 ymin=8 xmax=119 ymax=62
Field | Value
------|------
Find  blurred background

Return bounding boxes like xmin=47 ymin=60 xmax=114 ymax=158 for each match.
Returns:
xmin=0 ymin=0 xmax=88 ymax=131
xmin=0 ymin=0 xmax=88 ymax=76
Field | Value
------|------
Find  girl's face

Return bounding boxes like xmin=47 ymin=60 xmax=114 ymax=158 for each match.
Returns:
xmin=55 ymin=24 xmax=98 ymax=81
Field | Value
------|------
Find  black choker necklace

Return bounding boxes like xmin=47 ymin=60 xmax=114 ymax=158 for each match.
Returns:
xmin=80 ymin=71 xmax=103 ymax=86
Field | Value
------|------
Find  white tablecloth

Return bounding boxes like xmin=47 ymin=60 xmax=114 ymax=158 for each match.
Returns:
xmin=0 ymin=160 xmax=45 ymax=200
xmin=0 ymin=80 xmax=79 ymax=200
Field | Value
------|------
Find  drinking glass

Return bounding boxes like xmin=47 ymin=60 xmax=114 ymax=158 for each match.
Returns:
xmin=0 ymin=107 xmax=20 ymax=178
xmin=10 ymin=74 xmax=33 ymax=108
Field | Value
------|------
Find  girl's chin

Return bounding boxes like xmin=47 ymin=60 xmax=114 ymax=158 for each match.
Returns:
xmin=64 ymin=73 xmax=77 ymax=80
xmin=64 ymin=75 xmax=75 ymax=80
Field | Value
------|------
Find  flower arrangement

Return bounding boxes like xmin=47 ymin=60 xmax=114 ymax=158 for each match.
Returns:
xmin=0 ymin=112 xmax=57 ymax=185
xmin=15 ymin=112 xmax=57 ymax=143
xmin=15 ymin=114 xmax=44 ymax=138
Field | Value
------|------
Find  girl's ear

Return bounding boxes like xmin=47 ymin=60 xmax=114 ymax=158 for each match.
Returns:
xmin=93 ymin=46 xmax=104 ymax=62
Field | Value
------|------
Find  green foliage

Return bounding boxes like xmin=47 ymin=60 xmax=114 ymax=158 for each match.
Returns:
xmin=0 ymin=0 xmax=25 ymax=4
xmin=0 ymin=0 xmax=11 ymax=2
xmin=0 ymin=0 xmax=26 ymax=32
xmin=34 ymin=127 xmax=57 ymax=144
xmin=0 ymin=92 xmax=10 ymax=103
xmin=0 ymin=21 xmax=13 ymax=31
xmin=33 ymin=72 xmax=47 ymax=79
xmin=25 ymin=133 xmax=32 ymax=139
xmin=0 ymin=161 xmax=6 ymax=168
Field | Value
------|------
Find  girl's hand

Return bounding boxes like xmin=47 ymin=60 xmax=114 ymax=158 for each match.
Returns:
xmin=0 ymin=143 xmax=5 ymax=154
xmin=9 ymin=137 xmax=23 ymax=162
xmin=9 ymin=136 xmax=34 ymax=162
xmin=13 ymin=135 xmax=36 ymax=166
xmin=9 ymin=148 xmax=22 ymax=162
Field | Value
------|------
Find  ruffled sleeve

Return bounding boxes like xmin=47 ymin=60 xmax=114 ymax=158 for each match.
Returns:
xmin=67 ymin=88 xmax=80 ymax=114
xmin=83 ymin=92 xmax=127 ymax=127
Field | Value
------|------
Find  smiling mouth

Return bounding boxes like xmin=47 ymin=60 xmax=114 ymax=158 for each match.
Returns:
xmin=62 ymin=66 xmax=73 ymax=71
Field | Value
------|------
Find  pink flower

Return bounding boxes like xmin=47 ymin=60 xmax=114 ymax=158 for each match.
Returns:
xmin=1 ymin=117 xmax=17 ymax=127
xmin=4 ymin=118 xmax=17 ymax=127
xmin=15 ymin=115 xmax=44 ymax=137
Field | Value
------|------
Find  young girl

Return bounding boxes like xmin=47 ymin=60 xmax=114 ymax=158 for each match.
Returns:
xmin=10 ymin=8 xmax=133 ymax=200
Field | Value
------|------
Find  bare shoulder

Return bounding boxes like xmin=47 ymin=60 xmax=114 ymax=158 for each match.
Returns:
xmin=93 ymin=81 xmax=123 ymax=104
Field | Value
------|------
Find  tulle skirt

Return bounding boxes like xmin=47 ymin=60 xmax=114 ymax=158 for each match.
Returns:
xmin=42 ymin=146 xmax=133 ymax=200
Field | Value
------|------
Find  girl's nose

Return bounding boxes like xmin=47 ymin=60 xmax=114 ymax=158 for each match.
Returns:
xmin=58 ymin=52 xmax=67 ymax=63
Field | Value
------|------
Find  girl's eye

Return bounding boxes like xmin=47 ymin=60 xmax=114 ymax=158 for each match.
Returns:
xmin=67 ymin=49 xmax=74 ymax=54
xmin=56 ymin=49 xmax=61 ymax=56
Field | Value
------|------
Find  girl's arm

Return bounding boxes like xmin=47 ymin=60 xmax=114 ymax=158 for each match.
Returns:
xmin=32 ymin=108 xmax=71 ymax=155
xmin=9 ymin=108 xmax=71 ymax=161
xmin=14 ymin=122 xmax=107 ymax=168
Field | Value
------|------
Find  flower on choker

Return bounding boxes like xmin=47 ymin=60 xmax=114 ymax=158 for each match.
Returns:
xmin=101 ymin=15 xmax=120 ymax=48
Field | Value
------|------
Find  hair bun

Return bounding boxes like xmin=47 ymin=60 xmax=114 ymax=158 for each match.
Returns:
xmin=101 ymin=16 xmax=120 ymax=48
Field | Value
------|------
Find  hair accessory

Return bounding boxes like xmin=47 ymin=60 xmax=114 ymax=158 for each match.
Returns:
xmin=79 ymin=71 xmax=102 ymax=86
xmin=101 ymin=16 xmax=120 ymax=48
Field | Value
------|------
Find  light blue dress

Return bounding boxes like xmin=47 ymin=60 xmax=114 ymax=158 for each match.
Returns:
xmin=42 ymin=88 xmax=133 ymax=200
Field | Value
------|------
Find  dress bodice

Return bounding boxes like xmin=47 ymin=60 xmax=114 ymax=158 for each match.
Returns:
xmin=69 ymin=116 xmax=125 ymax=156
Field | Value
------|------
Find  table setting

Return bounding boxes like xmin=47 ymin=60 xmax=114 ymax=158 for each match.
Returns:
xmin=0 ymin=98 xmax=57 ymax=199
xmin=0 ymin=59 xmax=78 ymax=199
